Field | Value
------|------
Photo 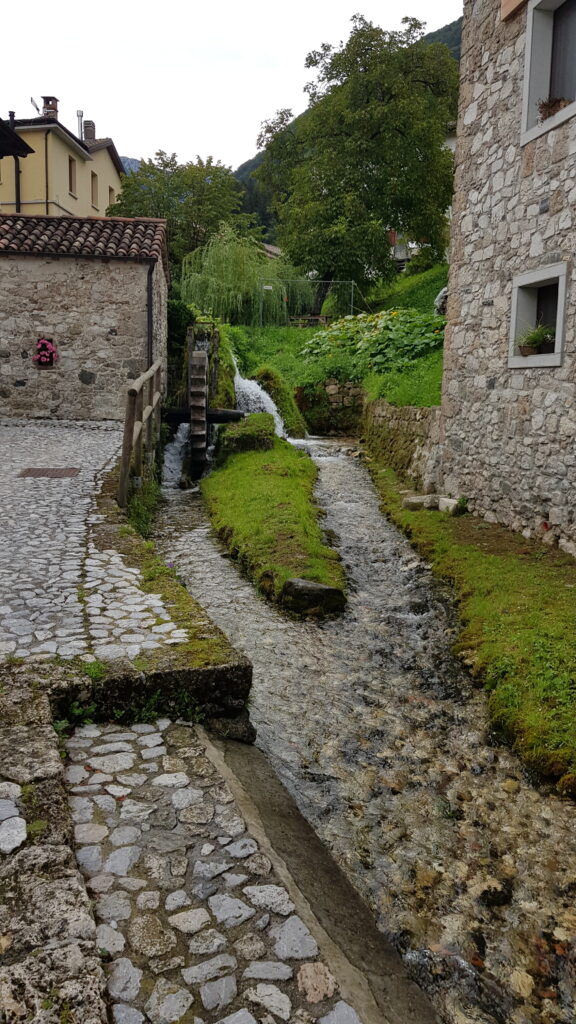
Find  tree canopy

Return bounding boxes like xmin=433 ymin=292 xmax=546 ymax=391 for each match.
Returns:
xmin=108 ymin=151 xmax=248 ymax=270
xmin=256 ymin=16 xmax=459 ymax=294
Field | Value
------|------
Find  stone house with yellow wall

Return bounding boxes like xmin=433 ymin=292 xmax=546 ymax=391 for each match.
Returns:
xmin=0 ymin=97 xmax=123 ymax=219
xmin=0 ymin=214 xmax=168 ymax=421
xmin=441 ymin=0 xmax=576 ymax=556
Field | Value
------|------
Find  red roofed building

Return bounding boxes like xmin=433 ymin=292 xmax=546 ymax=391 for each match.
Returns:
xmin=0 ymin=214 xmax=168 ymax=421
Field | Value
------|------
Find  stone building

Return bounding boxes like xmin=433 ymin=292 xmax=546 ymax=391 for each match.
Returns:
xmin=0 ymin=214 xmax=168 ymax=421
xmin=441 ymin=0 xmax=576 ymax=555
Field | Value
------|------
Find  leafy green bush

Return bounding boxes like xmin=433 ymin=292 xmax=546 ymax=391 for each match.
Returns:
xmin=363 ymin=349 xmax=444 ymax=407
xmin=252 ymin=365 xmax=307 ymax=437
xmin=302 ymin=308 xmax=445 ymax=376
xmin=404 ymin=245 xmax=441 ymax=276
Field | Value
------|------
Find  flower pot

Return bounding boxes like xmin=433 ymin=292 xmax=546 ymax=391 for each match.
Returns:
xmin=518 ymin=344 xmax=539 ymax=356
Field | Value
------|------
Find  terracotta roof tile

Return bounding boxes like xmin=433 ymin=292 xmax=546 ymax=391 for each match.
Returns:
xmin=0 ymin=214 xmax=168 ymax=276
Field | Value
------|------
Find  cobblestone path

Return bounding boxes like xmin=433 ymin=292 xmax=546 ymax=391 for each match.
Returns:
xmin=154 ymin=440 xmax=576 ymax=1024
xmin=0 ymin=419 xmax=187 ymax=662
xmin=67 ymin=720 xmax=364 ymax=1024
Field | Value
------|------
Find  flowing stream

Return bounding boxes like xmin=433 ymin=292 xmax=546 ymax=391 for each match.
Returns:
xmin=234 ymin=363 xmax=287 ymax=436
xmin=154 ymin=431 xmax=576 ymax=1024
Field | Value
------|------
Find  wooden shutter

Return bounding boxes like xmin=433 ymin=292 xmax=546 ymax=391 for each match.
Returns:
xmin=501 ymin=0 xmax=527 ymax=19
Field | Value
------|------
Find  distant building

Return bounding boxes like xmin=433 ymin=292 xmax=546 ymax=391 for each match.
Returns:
xmin=0 ymin=97 xmax=123 ymax=218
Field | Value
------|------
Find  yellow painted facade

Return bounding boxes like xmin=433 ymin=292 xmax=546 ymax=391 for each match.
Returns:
xmin=0 ymin=125 xmax=122 ymax=217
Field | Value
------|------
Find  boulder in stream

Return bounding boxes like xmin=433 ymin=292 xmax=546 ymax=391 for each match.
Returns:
xmin=279 ymin=578 xmax=346 ymax=616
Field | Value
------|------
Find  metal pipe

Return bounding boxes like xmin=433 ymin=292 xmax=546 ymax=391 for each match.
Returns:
xmin=44 ymin=130 xmax=49 ymax=215
xmin=14 ymin=156 xmax=20 ymax=212
xmin=146 ymin=262 xmax=154 ymax=367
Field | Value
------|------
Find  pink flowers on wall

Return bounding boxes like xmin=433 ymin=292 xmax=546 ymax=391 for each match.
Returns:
xmin=33 ymin=338 xmax=58 ymax=367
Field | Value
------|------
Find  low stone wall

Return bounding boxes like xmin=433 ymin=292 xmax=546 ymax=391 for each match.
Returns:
xmin=297 ymin=379 xmax=364 ymax=434
xmin=363 ymin=400 xmax=442 ymax=492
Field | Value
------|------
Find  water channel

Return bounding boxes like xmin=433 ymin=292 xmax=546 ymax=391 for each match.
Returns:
xmin=154 ymin=436 xmax=576 ymax=1024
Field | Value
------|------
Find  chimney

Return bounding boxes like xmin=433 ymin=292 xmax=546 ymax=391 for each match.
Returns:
xmin=42 ymin=96 xmax=59 ymax=119
xmin=83 ymin=120 xmax=96 ymax=141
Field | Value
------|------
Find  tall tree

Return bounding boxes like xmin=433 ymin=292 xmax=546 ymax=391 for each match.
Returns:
xmin=108 ymin=151 xmax=248 ymax=270
xmin=257 ymin=17 xmax=459 ymax=301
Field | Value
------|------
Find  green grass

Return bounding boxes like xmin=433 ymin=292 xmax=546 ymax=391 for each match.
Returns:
xmin=202 ymin=438 xmax=345 ymax=600
xmin=212 ymin=323 xmax=237 ymax=409
xmin=363 ymin=349 xmax=444 ymax=407
xmin=128 ymin=475 xmax=161 ymax=539
xmin=251 ymin=366 xmax=308 ymax=437
xmin=369 ymin=264 xmax=449 ymax=314
xmin=365 ymin=457 xmax=576 ymax=793
xmin=229 ymin=325 xmax=316 ymax=387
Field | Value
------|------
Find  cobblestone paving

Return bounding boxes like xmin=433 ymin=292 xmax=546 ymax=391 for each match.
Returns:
xmin=0 ymin=419 xmax=186 ymax=661
xmin=154 ymin=441 xmax=576 ymax=1024
xmin=67 ymin=720 xmax=363 ymax=1024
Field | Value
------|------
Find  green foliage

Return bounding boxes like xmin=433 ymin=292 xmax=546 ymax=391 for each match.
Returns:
xmin=257 ymin=17 xmax=458 ymax=291
xmin=368 ymin=462 xmax=576 ymax=790
xmin=363 ymin=348 xmax=444 ymax=407
xmin=302 ymin=308 xmax=446 ymax=377
xmin=82 ymin=659 xmax=107 ymax=682
xmin=251 ymin=365 xmax=308 ymax=437
xmin=212 ymin=323 xmax=237 ymax=409
xmin=404 ymin=246 xmax=441 ymax=277
xmin=108 ymin=151 xmax=247 ymax=270
xmin=422 ymin=16 xmax=463 ymax=61
xmin=181 ymin=224 xmax=313 ymax=325
xmin=53 ymin=699 xmax=97 ymax=735
xmin=202 ymin=438 xmax=345 ymax=598
xmin=517 ymin=323 xmax=555 ymax=350
xmin=229 ymin=325 xmax=316 ymax=386
xmin=369 ymin=264 xmax=449 ymax=313
xmin=128 ymin=476 xmax=161 ymax=539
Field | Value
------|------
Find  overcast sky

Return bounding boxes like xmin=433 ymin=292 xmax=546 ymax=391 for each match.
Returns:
xmin=5 ymin=1 xmax=463 ymax=170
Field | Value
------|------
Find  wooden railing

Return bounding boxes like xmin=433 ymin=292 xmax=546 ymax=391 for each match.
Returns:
xmin=117 ymin=360 xmax=162 ymax=507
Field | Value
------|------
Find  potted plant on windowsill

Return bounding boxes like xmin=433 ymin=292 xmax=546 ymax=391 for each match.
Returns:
xmin=516 ymin=324 xmax=555 ymax=356
xmin=538 ymin=96 xmax=572 ymax=122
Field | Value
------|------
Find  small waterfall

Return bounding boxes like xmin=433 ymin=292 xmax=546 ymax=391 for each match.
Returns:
xmin=234 ymin=363 xmax=286 ymax=437
xmin=162 ymin=422 xmax=191 ymax=488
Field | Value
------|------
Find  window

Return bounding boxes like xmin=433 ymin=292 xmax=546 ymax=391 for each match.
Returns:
xmin=91 ymin=171 xmax=98 ymax=209
xmin=522 ymin=0 xmax=576 ymax=144
xmin=108 ymin=186 xmax=115 ymax=207
xmin=508 ymin=262 xmax=567 ymax=368
xmin=68 ymin=156 xmax=76 ymax=195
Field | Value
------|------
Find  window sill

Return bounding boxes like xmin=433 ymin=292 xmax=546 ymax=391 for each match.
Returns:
xmin=521 ymin=99 xmax=576 ymax=146
xmin=508 ymin=351 xmax=563 ymax=368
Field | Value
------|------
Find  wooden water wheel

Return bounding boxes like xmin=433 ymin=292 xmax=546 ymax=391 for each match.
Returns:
xmin=189 ymin=349 xmax=208 ymax=478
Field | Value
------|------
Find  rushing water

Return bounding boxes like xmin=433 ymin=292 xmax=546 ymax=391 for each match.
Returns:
xmin=162 ymin=422 xmax=191 ymax=488
xmin=155 ymin=437 xmax=576 ymax=1024
xmin=234 ymin=364 xmax=286 ymax=436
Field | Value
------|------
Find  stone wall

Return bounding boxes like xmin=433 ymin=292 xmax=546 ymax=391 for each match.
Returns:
xmin=441 ymin=0 xmax=576 ymax=556
xmin=0 ymin=255 xmax=168 ymax=422
xmin=363 ymin=400 xmax=442 ymax=492
xmin=296 ymin=379 xmax=364 ymax=434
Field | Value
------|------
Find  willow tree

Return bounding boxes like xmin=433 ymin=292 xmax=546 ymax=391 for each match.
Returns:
xmin=181 ymin=224 xmax=313 ymax=325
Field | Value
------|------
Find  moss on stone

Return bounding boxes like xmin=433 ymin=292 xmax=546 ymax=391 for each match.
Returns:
xmin=252 ymin=365 xmax=308 ymax=438
xmin=215 ymin=413 xmax=275 ymax=460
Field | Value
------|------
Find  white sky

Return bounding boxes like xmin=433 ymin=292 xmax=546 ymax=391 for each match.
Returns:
xmin=4 ymin=0 xmax=463 ymax=170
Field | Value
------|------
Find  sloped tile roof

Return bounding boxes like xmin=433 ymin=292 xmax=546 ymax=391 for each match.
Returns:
xmin=0 ymin=214 xmax=168 ymax=275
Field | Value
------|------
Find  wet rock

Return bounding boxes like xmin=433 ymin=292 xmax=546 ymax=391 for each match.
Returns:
xmin=145 ymin=977 xmax=194 ymax=1023
xmin=243 ymin=884 xmax=295 ymax=916
xmin=280 ymin=578 xmax=346 ymax=615
xmin=297 ymin=963 xmax=337 ymax=1002
xmin=200 ymin=974 xmax=237 ymax=1011
xmin=107 ymin=957 xmax=143 ymax=1001
xmin=207 ymin=710 xmax=256 ymax=744
xmin=245 ymin=983 xmax=292 ymax=1021
xmin=182 ymin=954 xmax=237 ymax=984
xmin=270 ymin=916 xmax=319 ymax=960
xmin=128 ymin=915 xmax=177 ymax=956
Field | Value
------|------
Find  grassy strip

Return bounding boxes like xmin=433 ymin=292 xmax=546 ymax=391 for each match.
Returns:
xmin=369 ymin=263 xmax=449 ymax=313
xmin=229 ymin=325 xmax=316 ymax=387
xmin=212 ymin=323 xmax=237 ymax=409
xmin=365 ymin=455 xmax=576 ymax=793
xmin=202 ymin=437 xmax=345 ymax=600
xmin=363 ymin=349 xmax=444 ymax=407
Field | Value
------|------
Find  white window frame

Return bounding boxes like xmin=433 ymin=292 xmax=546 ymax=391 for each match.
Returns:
xmin=521 ymin=0 xmax=576 ymax=145
xmin=508 ymin=261 xmax=567 ymax=368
